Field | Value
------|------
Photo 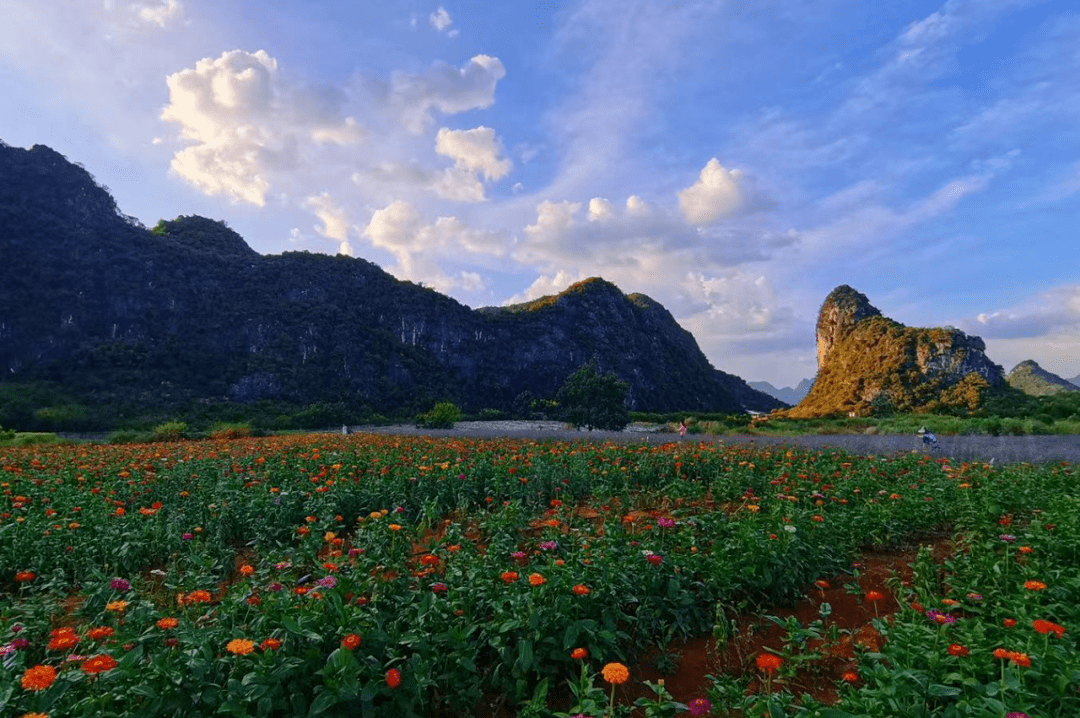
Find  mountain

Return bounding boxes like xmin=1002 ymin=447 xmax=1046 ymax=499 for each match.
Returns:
xmin=1006 ymin=360 xmax=1080 ymax=397
xmin=0 ymin=141 xmax=783 ymax=427
xmin=1070 ymin=374 xmax=1080 ymax=388
xmin=748 ymin=378 xmax=813 ymax=406
xmin=785 ymin=285 xmax=1006 ymax=418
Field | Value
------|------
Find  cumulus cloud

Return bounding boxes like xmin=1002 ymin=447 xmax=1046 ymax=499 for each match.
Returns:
xmin=160 ymin=49 xmax=363 ymax=206
xmin=966 ymin=284 xmax=1080 ymax=339
xmin=429 ymin=7 xmax=452 ymax=32
xmin=360 ymin=200 xmax=510 ymax=289
xmin=435 ymin=126 xmax=511 ymax=181
xmin=390 ymin=55 xmax=506 ymax=133
xmin=133 ymin=0 xmax=183 ymax=27
xmin=302 ymin=193 xmax=353 ymax=255
xmin=678 ymin=158 xmax=743 ymax=225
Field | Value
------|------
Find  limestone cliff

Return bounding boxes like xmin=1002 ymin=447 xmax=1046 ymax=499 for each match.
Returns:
xmin=0 ymin=140 xmax=782 ymax=421
xmin=786 ymin=285 xmax=1005 ymax=417
xmin=1006 ymin=360 xmax=1080 ymax=397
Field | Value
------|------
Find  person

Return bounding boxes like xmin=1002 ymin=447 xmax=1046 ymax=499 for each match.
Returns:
xmin=342 ymin=424 xmax=349 ymax=436
xmin=917 ymin=426 xmax=938 ymax=450
xmin=678 ymin=420 xmax=687 ymax=437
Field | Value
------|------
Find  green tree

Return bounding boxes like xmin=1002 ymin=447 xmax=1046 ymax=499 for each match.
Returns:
xmin=556 ymin=361 xmax=630 ymax=431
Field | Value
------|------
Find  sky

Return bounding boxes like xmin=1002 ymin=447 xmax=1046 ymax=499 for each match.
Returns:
xmin=1 ymin=0 xmax=1078 ymax=388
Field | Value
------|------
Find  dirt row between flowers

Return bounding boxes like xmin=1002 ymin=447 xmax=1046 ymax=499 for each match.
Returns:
xmin=365 ymin=423 xmax=1080 ymax=465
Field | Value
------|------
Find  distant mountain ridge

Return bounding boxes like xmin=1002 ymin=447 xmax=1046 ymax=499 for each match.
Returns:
xmin=0 ymin=140 xmax=783 ymax=424
xmin=1006 ymin=360 xmax=1080 ymax=397
xmin=749 ymin=378 xmax=813 ymax=406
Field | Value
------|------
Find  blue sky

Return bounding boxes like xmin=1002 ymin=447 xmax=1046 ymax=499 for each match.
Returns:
xmin=2 ymin=0 xmax=1078 ymax=388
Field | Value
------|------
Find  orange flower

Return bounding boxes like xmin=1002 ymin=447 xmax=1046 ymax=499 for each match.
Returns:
xmin=81 ymin=654 xmax=118 ymax=674
xmin=87 ymin=626 xmax=114 ymax=641
xmin=420 ymin=554 xmax=439 ymax=566
xmin=105 ymin=600 xmax=127 ymax=612
xmin=571 ymin=647 xmax=588 ymax=660
xmin=940 ymin=598 xmax=959 ymax=607
xmin=1032 ymin=619 xmax=1066 ymax=638
xmin=20 ymin=664 xmax=57 ymax=690
xmin=501 ymin=571 xmax=519 ymax=583
xmin=813 ymin=580 xmax=829 ymax=590
xmin=226 ymin=638 xmax=255 ymax=655
xmin=572 ymin=584 xmax=591 ymax=595
xmin=156 ymin=617 xmax=179 ymax=630
xmin=341 ymin=633 xmax=362 ymax=650
xmin=1024 ymin=580 xmax=1047 ymax=591
xmin=239 ymin=565 xmax=254 ymax=576
xmin=1010 ymin=652 xmax=1031 ymax=668
xmin=19 ymin=712 xmax=50 ymax=718
xmin=528 ymin=572 xmax=546 ymax=587
xmin=1018 ymin=546 xmax=1033 ymax=554
xmin=14 ymin=571 xmax=35 ymax=582
xmin=388 ymin=524 xmax=403 ymax=532
xmin=386 ymin=668 xmax=402 ymax=688
xmin=841 ymin=671 xmax=859 ymax=682
xmin=865 ymin=591 xmax=885 ymax=602
xmin=48 ymin=627 xmax=78 ymax=651
xmin=601 ymin=662 xmax=630 ymax=685
xmin=260 ymin=637 xmax=282 ymax=651
xmin=756 ymin=653 xmax=783 ymax=674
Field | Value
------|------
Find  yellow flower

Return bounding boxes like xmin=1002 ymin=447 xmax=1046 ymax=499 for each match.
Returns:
xmin=105 ymin=600 xmax=127 ymax=612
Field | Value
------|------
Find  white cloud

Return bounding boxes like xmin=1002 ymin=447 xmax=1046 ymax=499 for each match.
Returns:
xmin=160 ymin=49 xmax=364 ymax=206
xmin=678 ymin=158 xmax=743 ymax=225
xmin=390 ymin=54 xmax=506 ymax=133
xmin=966 ymin=284 xmax=1080 ymax=339
xmin=302 ymin=192 xmax=352 ymax=248
xmin=360 ymin=200 xmax=510 ymax=288
xmin=435 ymin=126 xmax=511 ymax=181
xmin=429 ymin=7 xmax=452 ymax=32
xmin=134 ymin=0 xmax=183 ymax=28
xmin=588 ymin=197 xmax=613 ymax=221
xmin=505 ymin=270 xmax=590 ymax=304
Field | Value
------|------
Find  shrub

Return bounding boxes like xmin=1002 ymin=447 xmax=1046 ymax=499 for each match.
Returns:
xmin=208 ymin=422 xmax=252 ymax=440
xmin=416 ymin=402 xmax=462 ymax=429
xmin=109 ymin=430 xmax=152 ymax=444
xmin=556 ymin=361 xmax=630 ymax=431
xmin=0 ymin=424 xmax=14 ymax=442
xmin=151 ymin=420 xmax=188 ymax=442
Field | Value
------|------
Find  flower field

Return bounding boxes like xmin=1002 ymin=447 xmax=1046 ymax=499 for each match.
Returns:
xmin=2 ymin=433 xmax=1079 ymax=717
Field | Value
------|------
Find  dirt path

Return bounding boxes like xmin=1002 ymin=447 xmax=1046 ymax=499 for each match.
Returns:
xmin=362 ymin=423 xmax=1080 ymax=464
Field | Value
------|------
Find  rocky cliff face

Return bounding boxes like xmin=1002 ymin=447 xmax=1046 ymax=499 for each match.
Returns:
xmin=0 ymin=141 xmax=782 ymax=419
xmin=786 ymin=285 xmax=1005 ymax=417
xmin=1006 ymin=360 xmax=1080 ymax=397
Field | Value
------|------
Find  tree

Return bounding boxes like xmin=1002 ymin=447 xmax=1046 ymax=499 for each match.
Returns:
xmin=556 ymin=361 xmax=630 ymax=431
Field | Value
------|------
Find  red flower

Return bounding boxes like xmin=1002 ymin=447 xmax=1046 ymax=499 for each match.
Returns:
xmin=756 ymin=653 xmax=783 ymax=674
xmin=1032 ymin=619 xmax=1066 ymax=638
xmin=386 ymin=668 xmax=401 ymax=689
xmin=646 ymin=554 xmax=663 ymax=566
xmin=572 ymin=584 xmax=591 ymax=596
xmin=1003 ymin=618 xmax=1017 ymax=628
xmin=571 ymin=647 xmax=588 ymax=660
xmin=81 ymin=654 xmax=119 ymax=674
xmin=947 ymin=644 xmax=970 ymax=657
xmin=341 ymin=633 xmax=361 ymax=650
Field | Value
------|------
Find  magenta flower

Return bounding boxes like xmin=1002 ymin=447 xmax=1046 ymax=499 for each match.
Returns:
xmin=109 ymin=578 xmax=130 ymax=592
xmin=688 ymin=697 xmax=713 ymax=716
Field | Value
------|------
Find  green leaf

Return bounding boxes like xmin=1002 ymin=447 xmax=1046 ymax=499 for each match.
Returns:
xmin=928 ymin=684 xmax=961 ymax=698
xmin=308 ymin=689 xmax=339 ymax=717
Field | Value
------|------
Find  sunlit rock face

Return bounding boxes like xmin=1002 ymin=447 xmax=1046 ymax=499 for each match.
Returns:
xmin=1006 ymin=360 xmax=1080 ymax=397
xmin=787 ymin=285 xmax=1005 ymax=418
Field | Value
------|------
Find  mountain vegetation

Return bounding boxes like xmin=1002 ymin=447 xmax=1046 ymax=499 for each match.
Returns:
xmin=784 ymin=285 xmax=1008 ymax=418
xmin=1006 ymin=360 xmax=1080 ymax=396
xmin=0 ymin=141 xmax=782 ymax=430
